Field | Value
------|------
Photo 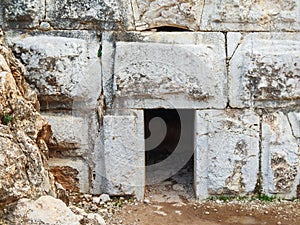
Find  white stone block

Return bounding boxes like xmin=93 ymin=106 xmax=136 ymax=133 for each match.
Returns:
xmin=103 ymin=32 xmax=227 ymax=109
xmin=195 ymin=109 xmax=259 ymax=199
xmin=201 ymin=0 xmax=300 ymax=31
xmin=102 ymin=111 xmax=144 ymax=199
xmin=7 ymin=31 xmax=101 ymax=109
xmin=229 ymin=33 xmax=300 ymax=108
xmin=262 ymin=111 xmax=300 ymax=198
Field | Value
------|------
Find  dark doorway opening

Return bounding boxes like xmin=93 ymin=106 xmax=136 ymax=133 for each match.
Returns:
xmin=144 ymin=109 xmax=195 ymax=202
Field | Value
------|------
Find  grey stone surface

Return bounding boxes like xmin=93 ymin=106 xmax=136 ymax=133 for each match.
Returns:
xmin=6 ymin=30 xmax=101 ymax=109
xmin=132 ymin=0 xmax=204 ymax=31
xmin=229 ymin=33 xmax=300 ymax=108
xmin=201 ymin=0 xmax=300 ymax=31
xmin=195 ymin=109 xmax=260 ymax=199
xmin=2 ymin=0 xmax=45 ymax=28
xmin=101 ymin=111 xmax=144 ymax=199
xmin=46 ymin=0 xmax=133 ymax=30
xmin=48 ymin=158 xmax=90 ymax=193
xmin=0 ymin=4 xmax=3 ymax=26
xmin=262 ymin=111 xmax=300 ymax=198
xmin=103 ymin=32 xmax=227 ymax=109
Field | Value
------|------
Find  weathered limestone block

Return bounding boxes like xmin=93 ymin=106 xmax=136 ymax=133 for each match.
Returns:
xmin=132 ymin=0 xmax=204 ymax=31
xmin=201 ymin=0 xmax=300 ymax=31
xmin=195 ymin=109 xmax=260 ymax=199
xmin=101 ymin=111 xmax=144 ymax=199
xmin=1 ymin=0 xmax=45 ymax=28
xmin=43 ymin=114 xmax=89 ymax=156
xmin=262 ymin=111 xmax=300 ymax=198
xmin=6 ymin=30 xmax=101 ymax=110
xmin=229 ymin=33 xmax=300 ymax=108
xmin=48 ymin=158 xmax=89 ymax=193
xmin=46 ymin=0 xmax=133 ymax=30
xmin=102 ymin=32 xmax=227 ymax=109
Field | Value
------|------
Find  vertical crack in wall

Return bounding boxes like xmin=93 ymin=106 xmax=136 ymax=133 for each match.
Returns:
xmin=254 ymin=112 xmax=263 ymax=194
xmin=286 ymin=112 xmax=297 ymax=140
xmin=224 ymin=32 xmax=230 ymax=108
xmin=229 ymin=34 xmax=243 ymax=60
xmin=44 ymin=0 xmax=47 ymax=20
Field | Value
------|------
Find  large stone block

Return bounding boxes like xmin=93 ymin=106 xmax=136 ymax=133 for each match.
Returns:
xmin=201 ymin=0 xmax=300 ymax=31
xmin=262 ymin=111 xmax=300 ymax=198
xmin=6 ymin=30 xmax=101 ymax=109
xmin=48 ymin=157 xmax=90 ymax=193
xmin=132 ymin=0 xmax=204 ymax=31
xmin=102 ymin=32 xmax=227 ymax=109
xmin=229 ymin=33 xmax=300 ymax=108
xmin=46 ymin=0 xmax=133 ymax=30
xmin=195 ymin=109 xmax=260 ymax=199
xmin=43 ymin=114 xmax=89 ymax=156
xmin=101 ymin=111 xmax=144 ymax=199
xmin=2 ymin=0 xmax=45 ymax=29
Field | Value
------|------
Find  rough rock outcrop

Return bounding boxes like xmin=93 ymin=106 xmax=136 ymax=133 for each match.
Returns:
xmin=0 ymin=28 xmax=54 ymax=210
xmin=3 ymin=196 xmax=82 ymax=225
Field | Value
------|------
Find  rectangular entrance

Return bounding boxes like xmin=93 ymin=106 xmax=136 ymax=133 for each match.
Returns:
xmin=144 ymin=109 xmax=195 ymax=202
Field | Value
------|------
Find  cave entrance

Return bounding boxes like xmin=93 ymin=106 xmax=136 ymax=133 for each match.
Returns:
xmin=144 ymin=109 xmax=195 ymax=202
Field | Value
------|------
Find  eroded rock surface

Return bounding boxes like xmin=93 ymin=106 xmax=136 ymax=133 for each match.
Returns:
xmin=0 ymin=29 xmax=54 ymax=210
xmin=3 ymin=196 xmax=82 ymax=225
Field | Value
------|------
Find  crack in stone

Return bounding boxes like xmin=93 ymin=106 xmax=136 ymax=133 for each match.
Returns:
xmin=286 ymin=112 xmax=298 ymax=140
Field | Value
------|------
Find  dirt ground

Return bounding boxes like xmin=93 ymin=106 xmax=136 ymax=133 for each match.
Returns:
xmin=105 ymin=161 xmax=300 ymax=225
xmin=107 ymin=199 xmax=300 ymax=225
xmin=69 ymin=162 xmax=300 ymax=225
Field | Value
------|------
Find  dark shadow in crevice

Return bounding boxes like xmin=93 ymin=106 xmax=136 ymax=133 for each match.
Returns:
xmin=146 ymin=26 xmax=192 ymax=32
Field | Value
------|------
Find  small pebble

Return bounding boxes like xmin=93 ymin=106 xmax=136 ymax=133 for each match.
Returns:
xmin=205 ymin=211 xmax=210 ymax=215
xmin=143 ymin=199 xmax=150 ymax=204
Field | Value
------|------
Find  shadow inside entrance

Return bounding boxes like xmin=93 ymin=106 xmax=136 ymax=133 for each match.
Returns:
xmin=144 ymin=109 xmax=195 ymax=202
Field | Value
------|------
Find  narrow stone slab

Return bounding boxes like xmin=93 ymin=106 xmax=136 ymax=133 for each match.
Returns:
xmin=229 ymin=33 xmax=300 ymax=108
xmin=262 ymin=111 xmax=300 ymax=198
xmin=103 ymin=32 xmax=226 ymax=109
xmin=201 ymin=0 xmax=300 ymax=31
xmin=102 ymin=111 xmax=144 ymax=199
xmin=195 ymin=109 xmax=259 ymax=199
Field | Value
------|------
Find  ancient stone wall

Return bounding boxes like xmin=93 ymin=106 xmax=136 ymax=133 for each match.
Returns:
xmin=0 ymin=0 xmax=299 ymax=200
